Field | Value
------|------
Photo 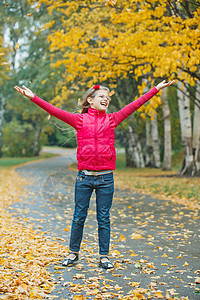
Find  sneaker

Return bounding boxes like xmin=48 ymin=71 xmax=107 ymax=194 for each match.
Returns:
xmin=62 ymin=253 xmax=79 ymax=267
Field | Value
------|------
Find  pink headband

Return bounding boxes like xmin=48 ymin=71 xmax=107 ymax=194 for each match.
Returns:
xmin=93 ymin=85 xmax=100 ymax=90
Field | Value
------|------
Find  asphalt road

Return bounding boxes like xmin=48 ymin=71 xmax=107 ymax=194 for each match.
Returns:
xmin=12 ymin=149 xmax=200 ymax=300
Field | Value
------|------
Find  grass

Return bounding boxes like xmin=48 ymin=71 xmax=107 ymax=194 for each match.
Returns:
xmin=114 ymin=153 xmax=200 ymax=208
xmin=0 ymin=152 xmax=58 ymax=168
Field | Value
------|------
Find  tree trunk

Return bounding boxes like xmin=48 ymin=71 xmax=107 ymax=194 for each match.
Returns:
xmin=192 ymin=80 xmax=200 ymax=176
xmin=145 ymin=118 xmax=153 ymax=167
xmin=177 ymin=81 xmax=194 ymax=175
xmin=124 ymin=125 xmax=145 ymax=168
xmin=161 ymin=88 xmax=172 ymax=170
xmin=151 ymin=113 xmax=161 ymax=168
xmin=33 ymin=116 xmax=42 ymax=156
xmin=0 ymin=96 xmax=6 ymax=158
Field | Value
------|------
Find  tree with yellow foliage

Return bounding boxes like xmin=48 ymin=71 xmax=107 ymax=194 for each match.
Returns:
xmin=32 ymin=0 xmax=199 ymax=86
xmin=30 ymin=0 xmax=200 ymax=175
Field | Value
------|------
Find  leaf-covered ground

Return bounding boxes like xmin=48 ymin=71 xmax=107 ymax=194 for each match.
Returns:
xmin=0 ymin=167 xmax=67 ymax=299
xmin=1 ymin=151 xmax=200 ymax=299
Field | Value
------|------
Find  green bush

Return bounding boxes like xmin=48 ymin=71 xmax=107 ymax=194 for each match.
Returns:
xmin=2 ymin=119 xmax=45 ymax=157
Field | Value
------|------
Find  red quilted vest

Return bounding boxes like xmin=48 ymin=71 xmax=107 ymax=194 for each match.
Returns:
xmin=77 ymin=108 xmax=116 ymax=170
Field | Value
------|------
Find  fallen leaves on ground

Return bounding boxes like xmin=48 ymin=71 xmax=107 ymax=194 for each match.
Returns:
xmin=0 ymin=168 xmax=67 ymax=299
xmin=1 ymin=165 xmax=199 ymax=299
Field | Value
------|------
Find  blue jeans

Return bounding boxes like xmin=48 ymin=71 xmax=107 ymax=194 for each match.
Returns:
xmin=69 ymin=171 xmax=114 ymax=255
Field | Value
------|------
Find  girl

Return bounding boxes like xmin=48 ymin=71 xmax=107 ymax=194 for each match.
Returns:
xmin=14 ymin=79 xmax=174 ymax=269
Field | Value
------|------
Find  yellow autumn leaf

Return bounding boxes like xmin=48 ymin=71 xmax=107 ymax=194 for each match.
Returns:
xmin=147 ymin=262 xmax=155 ymax=268
xmin=63 ymin=227 xmax=70 ymax=231
xmin=29 ymin=292 xmax=36 ymax=298
xmin=154 ymin=291 xmax=164 ymax=299
xmin=54 ymin=265 xmax=66 ymax=269
xmin=130 ymin=250 xmax=138 ymax=256
xmin=133 ymin=291 xmax=146 ymax=299
xmin=73 ymin=295 xmax=85 ymax=300
xmin=119 ymin=234 xmax=126 ymax=241
xmin=42 ymin=79 xmax=47 ymax=85
xmin=109 ymin=90 xmax=115 ymax=97
xmin=129 ymin=281 xmax=140 ymax=287
xmin=131 ymin=233 xmax=144 ymax=239
xmin=112 ymin=250 xmax=121 ymax=256
xmin=26 ymin=253 xmax=35 ymax=260
xmin=15 ymin=43 xmax=19 ymax=51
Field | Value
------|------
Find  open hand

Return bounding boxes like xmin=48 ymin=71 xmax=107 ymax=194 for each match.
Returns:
xmin=156 ymin=80 xmax=175 ymax=91
xmin=14 ymin=85 xmax=34 ymax=99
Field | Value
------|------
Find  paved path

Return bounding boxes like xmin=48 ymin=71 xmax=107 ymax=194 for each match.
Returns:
xmin=12 ymin=149 xmax=200 ymax=299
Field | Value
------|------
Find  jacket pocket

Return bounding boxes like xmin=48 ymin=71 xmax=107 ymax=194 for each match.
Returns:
xmin=99 ymin=145 xmax=113 ymax=161
xmin=79 ymin=145 xmax=95 ymax=161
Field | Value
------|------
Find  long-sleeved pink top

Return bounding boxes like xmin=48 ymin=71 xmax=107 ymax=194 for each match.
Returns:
xmin=31 ymin=87 xmax=158 ymax=170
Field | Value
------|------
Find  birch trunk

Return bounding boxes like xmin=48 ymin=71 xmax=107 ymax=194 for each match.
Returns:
xmin=145 ymin=118 xmax=153 ymax=167
xmin=177 ymin=81 xmax=194 ymax=175
xmin=151 ymin=113 xmax=161 ymax=168
xmin=116 ymin=85 xmax=144 ymax=169
xmin=0 ymin=96 xmax=6 ymax=158
xmin=142 ymin=78 xmax=155 ymax=168
xmin=125 ymin=125 xmax=145 ymax=168
xmin=192 ymin=81 xmax=200 ymax=176
xmin=161 ymin=88 xmax=172 ymax=170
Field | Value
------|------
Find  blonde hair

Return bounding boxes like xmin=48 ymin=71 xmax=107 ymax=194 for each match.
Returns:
xmin=81 ymin=85 xmax=110 ymax=113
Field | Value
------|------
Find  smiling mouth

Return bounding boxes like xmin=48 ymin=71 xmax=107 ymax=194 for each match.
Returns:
xmin=100 ymin=102 xmax=107 ymax=107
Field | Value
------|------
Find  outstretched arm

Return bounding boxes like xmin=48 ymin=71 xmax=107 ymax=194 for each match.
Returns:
xmin=14 ymin=85 xmax=80 ymax=129
xmin=111 ymin=80 xmax=175 ymax=126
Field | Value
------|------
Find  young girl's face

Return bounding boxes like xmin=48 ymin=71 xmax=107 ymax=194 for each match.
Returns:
xmin=88 ymin=90 xmax=111 ymax=112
